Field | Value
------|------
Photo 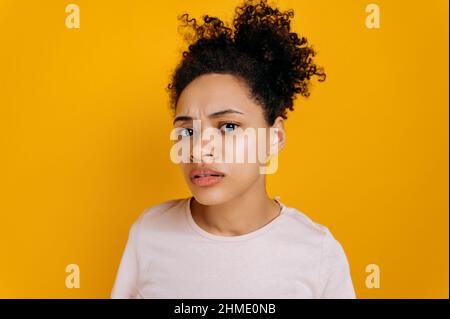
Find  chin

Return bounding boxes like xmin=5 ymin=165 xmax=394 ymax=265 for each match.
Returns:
xmin=190 ymin=187 xmax=236 ymax=206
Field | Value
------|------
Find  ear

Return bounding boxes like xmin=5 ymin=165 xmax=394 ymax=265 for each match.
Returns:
xmin=269 ymin=116 xmax=286 ymax=156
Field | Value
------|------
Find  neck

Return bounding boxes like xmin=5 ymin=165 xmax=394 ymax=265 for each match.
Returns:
xmin=190 ymin=177 xmax=281 ymax=236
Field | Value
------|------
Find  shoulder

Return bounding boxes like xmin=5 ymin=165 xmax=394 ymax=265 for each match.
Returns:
xmin=140 ymin=198 xmax=186 ymax=220
xmin=130 ymin=197 xmax=188 ymax=234
xmin=281 ymin=204 xmax=330 ymax=243
xmin=281 ymin=204 xmax=354 ymax=298
xmin=140 ymin=197 xmax=188 ymax=223
xmin=283 ymin=206 xmax=328 ymax=234
xmin=281 ymin=204 xmax=348 ymax=256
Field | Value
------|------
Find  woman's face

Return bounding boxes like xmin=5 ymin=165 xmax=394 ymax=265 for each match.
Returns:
xmin=172 ymin=73 xmax=285 ymax=205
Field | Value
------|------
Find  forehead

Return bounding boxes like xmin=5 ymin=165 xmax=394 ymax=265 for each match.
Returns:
xmin=175 ymin=73 xmax=261 ymax=117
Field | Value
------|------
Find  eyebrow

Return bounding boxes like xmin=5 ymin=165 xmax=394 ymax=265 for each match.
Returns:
xmin=172 ymin=108 xmax=245 ymax=125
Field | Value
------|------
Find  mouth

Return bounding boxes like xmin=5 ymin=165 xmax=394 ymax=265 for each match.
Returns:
xmin=189 ymin=168 xmax=226 ymax=187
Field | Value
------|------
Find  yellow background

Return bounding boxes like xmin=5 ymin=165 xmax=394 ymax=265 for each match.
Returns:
xmin=0 ymin=0 xmax=448 ymax=298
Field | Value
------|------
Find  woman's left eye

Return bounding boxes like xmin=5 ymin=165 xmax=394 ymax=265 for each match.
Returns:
xmin=219 ymin=123 xmax=239 ymax=133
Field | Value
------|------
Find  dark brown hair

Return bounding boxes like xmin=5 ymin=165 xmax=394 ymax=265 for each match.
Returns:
xmin=167 ymin=0 xmax=326 ymax=125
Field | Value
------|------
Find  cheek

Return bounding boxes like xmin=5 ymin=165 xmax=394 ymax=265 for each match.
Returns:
xmin=223 ymin=136 xmax=264 ymax=183
xmin=222 ymin=132 xmax=267 ymax=165
xmin=221 ymin=162 xmax=262 ymax=199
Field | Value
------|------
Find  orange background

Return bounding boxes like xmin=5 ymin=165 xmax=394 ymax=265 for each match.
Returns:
xmin=0 ymin=0 xmax=448 ymax=298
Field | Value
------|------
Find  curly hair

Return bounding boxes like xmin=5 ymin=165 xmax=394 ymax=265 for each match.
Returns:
xmin=166 ymin=0 xmax=326 ymax=125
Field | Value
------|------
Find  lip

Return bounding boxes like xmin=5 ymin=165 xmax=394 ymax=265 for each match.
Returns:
xmin=189 ymin=168 xmax=226 ymax=187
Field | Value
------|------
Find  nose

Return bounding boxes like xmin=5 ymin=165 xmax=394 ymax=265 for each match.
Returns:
xmin=190 ymin=129 xmax=217 ymax=163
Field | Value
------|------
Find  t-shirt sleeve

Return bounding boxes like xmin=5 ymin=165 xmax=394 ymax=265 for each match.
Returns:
xmin=317 ymin=227 xmax=356 ymax=299
xmin=110 ymin=215 xmax=142 ymax=299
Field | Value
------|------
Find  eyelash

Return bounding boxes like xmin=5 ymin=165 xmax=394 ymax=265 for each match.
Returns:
xmin=219 ymin=122 xmax=240 ymax=133
xmin=176 ymin=122 xmax=240 ymax=137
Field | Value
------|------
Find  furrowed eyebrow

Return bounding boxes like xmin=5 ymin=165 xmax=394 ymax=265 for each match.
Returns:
xmin=173 ymin=108 xmax=245 ymax=125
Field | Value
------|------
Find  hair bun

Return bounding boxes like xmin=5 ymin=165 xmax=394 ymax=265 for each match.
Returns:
xmin=168 ymin=0 xmax=326 ymax=125
xmin=232 ymin=0 xmax=325 ymax=102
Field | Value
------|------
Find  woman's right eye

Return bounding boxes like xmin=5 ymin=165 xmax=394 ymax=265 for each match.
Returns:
xmin=177 ymin=127 xmax=194 ymax=137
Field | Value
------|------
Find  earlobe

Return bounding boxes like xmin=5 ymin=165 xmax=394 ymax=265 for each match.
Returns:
xmin=269 ymin=133 xmax=282 ymax=157
xmin=272 ymin=134 xmax=279 ymax=145
xmin=264 ymin=116 xmax=286 ymax=159
xmin=271 ymin=116 xmax=286 ymax=150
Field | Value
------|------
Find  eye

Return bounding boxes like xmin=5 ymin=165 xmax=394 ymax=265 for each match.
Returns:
xmin=176 ymin=127 xmax=194 ymax=138
xmin=219 ymin=122 xmax=239 ymax=134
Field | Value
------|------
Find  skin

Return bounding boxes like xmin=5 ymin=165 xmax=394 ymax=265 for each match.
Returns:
xmin=173 ymin=73 xmax=287 ymax=236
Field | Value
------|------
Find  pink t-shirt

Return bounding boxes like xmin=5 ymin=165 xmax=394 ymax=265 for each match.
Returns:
xmin=111 ymin=197 xmax=356 ymax=299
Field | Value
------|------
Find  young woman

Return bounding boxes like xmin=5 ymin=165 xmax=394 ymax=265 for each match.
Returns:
xmin=111 ymin=0 xmax=356 ymax=299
